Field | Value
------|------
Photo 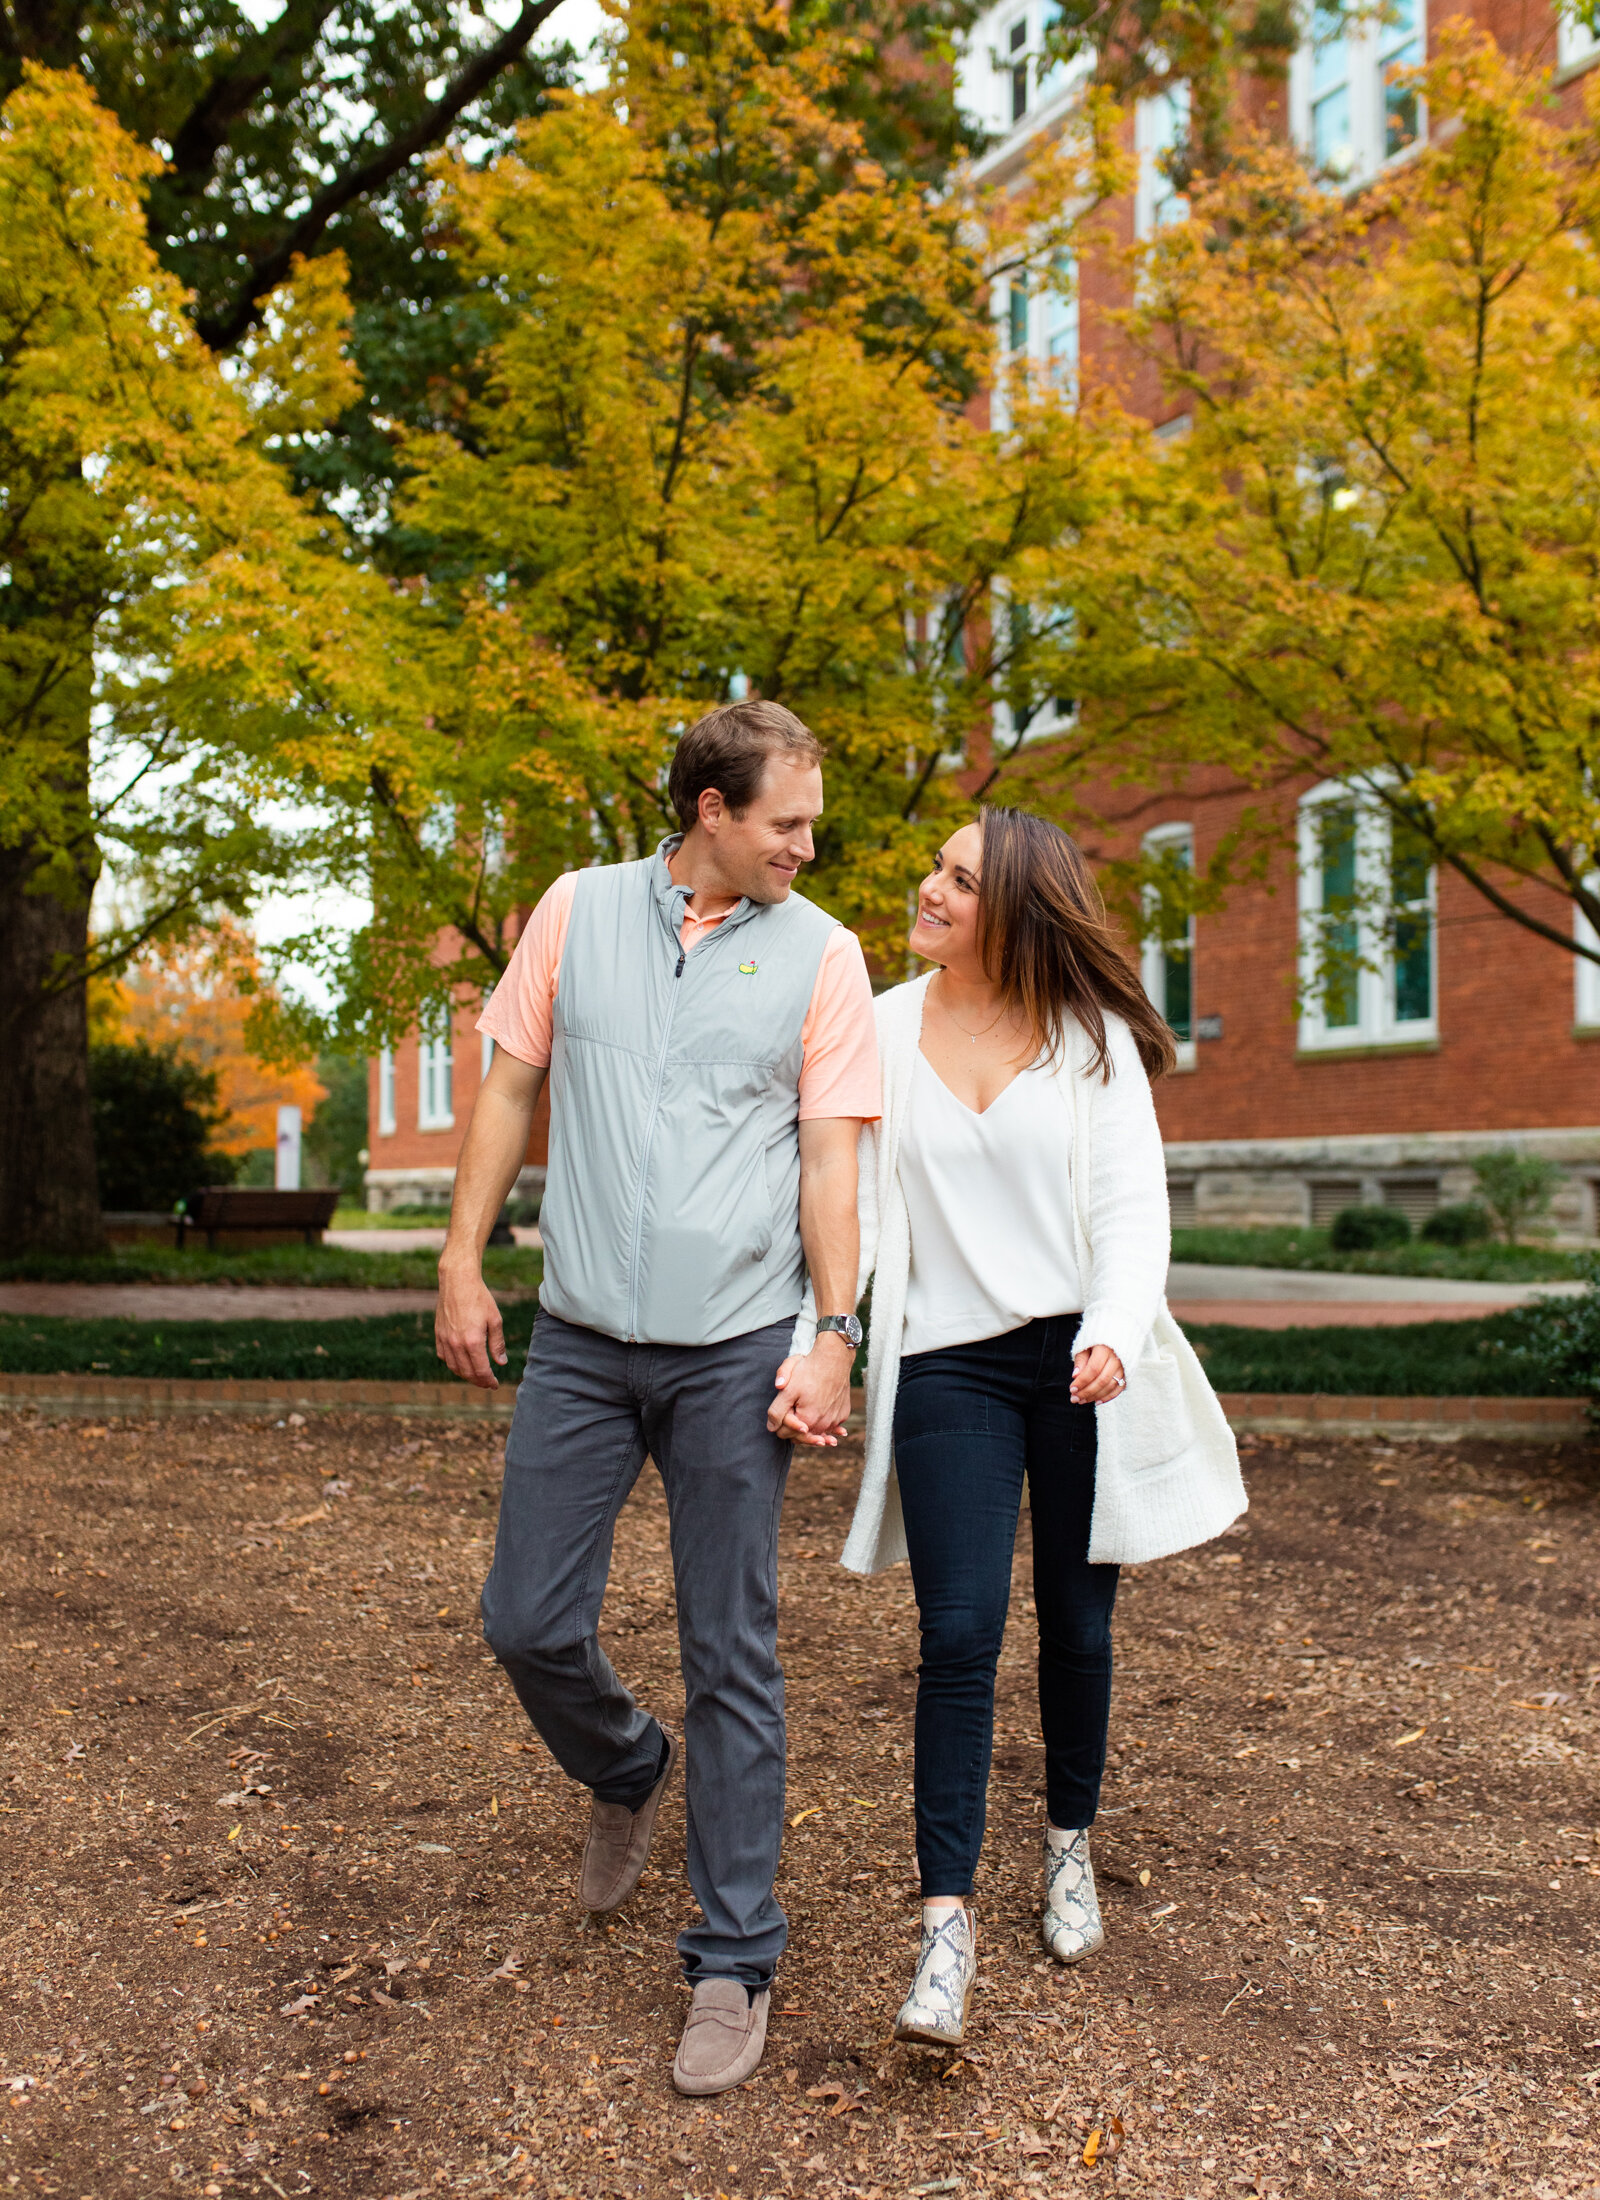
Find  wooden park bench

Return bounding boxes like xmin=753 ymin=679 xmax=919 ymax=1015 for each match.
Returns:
xmin=176 ymin=1187 xmax=341 ymax=1251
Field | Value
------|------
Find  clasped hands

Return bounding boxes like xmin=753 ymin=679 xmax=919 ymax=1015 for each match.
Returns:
xmin=766 ymin=1333 xmax=855 ymax=1447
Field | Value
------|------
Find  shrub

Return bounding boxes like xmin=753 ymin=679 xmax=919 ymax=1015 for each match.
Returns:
xmin=89 ymin=1041 xmax=236 ymax=1212
xmin=1329 ymin=1204 xmax=1411 ymax=1251
xmin=1492 ymin=1256 xmax=1600 ymax=1417
xmin=1470 ymin=1149 xmax=1563 ymax=1244
xmin=1419 ymin=1201 xmax=1492 ymax=1246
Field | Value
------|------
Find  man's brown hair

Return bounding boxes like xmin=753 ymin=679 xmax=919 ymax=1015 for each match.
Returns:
xmin=667 ymin=700 xmax=824 ymax=833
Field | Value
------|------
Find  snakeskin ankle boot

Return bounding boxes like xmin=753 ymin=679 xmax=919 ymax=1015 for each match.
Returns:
xmin=1042 ymin=1826 xmax=1106 ymax=1965
xmin=893 ymin=1907 xmax=978 ymax=2046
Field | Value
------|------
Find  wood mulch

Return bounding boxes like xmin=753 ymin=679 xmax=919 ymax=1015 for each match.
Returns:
xmin=0 ymin=1411 xmax=1596 ymax=2200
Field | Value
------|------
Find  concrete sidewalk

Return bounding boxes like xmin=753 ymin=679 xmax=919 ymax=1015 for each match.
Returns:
xmin=0 ymin=1261 xmax=1579 ymax=1326
xmin=1165 ymin=1260 xmax=1583 ymax=1328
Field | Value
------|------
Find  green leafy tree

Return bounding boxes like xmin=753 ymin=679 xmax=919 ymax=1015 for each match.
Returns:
xmin=1017 ymin=33 xmax=1600 ymax=975
xmin=0 ymin=71 xmax=392 ymax=1253
xmin=304 ymin=1054 xmax=372 ymax=1197
xmin=0 ymin=0 xmax=582 ymax=1254
xmin=267 ymin=0 xmax=1117 ymax=1043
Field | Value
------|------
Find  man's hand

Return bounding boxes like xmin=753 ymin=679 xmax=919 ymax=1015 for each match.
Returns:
xmin=432 ymin=1048 xmax=545 ymax=1390
xmin=436 ymin=1260 xmax=509 ymax=1390
xmin=767 ymin=1334 xmax=854 ymax=1447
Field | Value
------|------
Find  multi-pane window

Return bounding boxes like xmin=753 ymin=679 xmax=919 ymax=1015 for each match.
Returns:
xmin=1135 ymin=84 xmax=1190 ymax=236
xmin=1292 ymin=0 xmax=1424 ymax=187
xmin=1310 ymin=4 xmax=1354 ymax=179
xmin=1045 ymin=253 xmax=1078 ymax=389
xmin=1141 ymin=823 xmax=1197 ymax=1069
xmin=418 ymin=1021 xmax=454 ymax=1130
xmin=1008 ymin=15 xmax=1029 ymax=122
xmin=1380 ymin=0 xmax=1421 ymax=159
xmin=377 ymin=1047 xmax=396 ymax=1138
xmin=1297 ymin=784 xmax=1437 ymax=1050
xmin=1578 ymin=895 xmax=1600 ymax=1030
xmin=1007 ymin=274 xmax=1029 ymax=355
xmin=1559 ymin=10 xmax=1600 ymax=71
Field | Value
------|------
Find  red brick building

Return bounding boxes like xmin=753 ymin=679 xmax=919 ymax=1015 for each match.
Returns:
xmin=366 ymin=0 xmax=1600 ymax=1238
xmin=364 ymin=976 xmax=549 ymax=1212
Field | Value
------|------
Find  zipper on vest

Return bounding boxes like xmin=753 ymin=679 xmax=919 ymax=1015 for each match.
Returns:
xmin=625 ymin=937 xmax=688 ymax=1339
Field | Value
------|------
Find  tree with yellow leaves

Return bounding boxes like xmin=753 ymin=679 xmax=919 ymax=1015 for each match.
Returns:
xmin=1016 ymin=31 xmax=1600 ymax=974
xmin=0 ymin=68 xmax=373 ymax=1252
xmin=294 ymin=0 xmax=1114 ymax=1038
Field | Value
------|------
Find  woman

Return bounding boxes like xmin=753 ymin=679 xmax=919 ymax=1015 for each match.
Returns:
xmin=793 ymin=806 xmax=1246 ymax=2047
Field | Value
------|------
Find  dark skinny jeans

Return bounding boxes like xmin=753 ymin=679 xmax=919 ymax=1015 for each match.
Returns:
xmin=893 ymin=1315 xmax=1119 ymax=1898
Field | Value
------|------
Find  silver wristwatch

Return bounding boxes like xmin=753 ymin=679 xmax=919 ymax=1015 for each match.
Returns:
xmin=816 ymin=1313 xmax=863 ymax=1348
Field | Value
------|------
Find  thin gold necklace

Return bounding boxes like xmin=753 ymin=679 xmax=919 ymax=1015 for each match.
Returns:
xmin=936 ymin=976 xmax=1008 ymax=1045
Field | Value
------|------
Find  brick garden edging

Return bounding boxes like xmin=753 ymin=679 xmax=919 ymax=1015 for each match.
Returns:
xmin=0 ymin=1370 xmax=1590 ymax=1440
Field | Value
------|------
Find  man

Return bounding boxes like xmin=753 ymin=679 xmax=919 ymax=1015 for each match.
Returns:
xmin=435 ymin=700 xmax=879 ymax=2096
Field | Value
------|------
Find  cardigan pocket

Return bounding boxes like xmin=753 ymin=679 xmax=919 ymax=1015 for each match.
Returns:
xmin=1113 ymin=1349 xmax=1197 ymax=1472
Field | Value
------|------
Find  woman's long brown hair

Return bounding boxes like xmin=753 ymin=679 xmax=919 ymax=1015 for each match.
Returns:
xmin=975 ymin=806 xmax=1178 ymax=1081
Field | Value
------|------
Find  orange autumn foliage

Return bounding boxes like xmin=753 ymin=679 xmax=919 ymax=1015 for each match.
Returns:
xmin=112 ymin=942 xmax=325 ymax=1157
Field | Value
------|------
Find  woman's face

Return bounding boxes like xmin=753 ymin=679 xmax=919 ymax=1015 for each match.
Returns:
xmin=908 ymin=820 xmax=986 ymax=977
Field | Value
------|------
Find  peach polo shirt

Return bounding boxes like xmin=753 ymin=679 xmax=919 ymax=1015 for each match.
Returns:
xmin=477 ymin=870 xmax=882 ymax=1121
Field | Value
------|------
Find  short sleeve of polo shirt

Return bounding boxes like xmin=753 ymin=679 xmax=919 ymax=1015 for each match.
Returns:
xmin=475 ymin=872 xmax=576 ymax=1069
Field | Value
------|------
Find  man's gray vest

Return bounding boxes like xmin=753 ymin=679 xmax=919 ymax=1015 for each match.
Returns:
xmin=538 ymin=839 xmax=839 ymax=1346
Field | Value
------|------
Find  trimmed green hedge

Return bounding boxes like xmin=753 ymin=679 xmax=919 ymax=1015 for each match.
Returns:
xmin=0 ymin=1307 xmax=540 ymax=1383
xmin=0 ymin=1305 xmax=1586 ymax=1398
xmin=1184 ymin=1316 xmax=1577 ymax=1397
xmin=1169 ymin=1225 xmax=1580 ymax=1284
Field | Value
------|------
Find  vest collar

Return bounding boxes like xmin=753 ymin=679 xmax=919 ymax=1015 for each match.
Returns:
xmin=650 ymin=834 xmax=765 ymax=946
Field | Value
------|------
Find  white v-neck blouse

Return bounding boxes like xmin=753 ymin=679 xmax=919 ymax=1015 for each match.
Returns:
xmin=897 ymin=1048 xmax=1083 ymax=1355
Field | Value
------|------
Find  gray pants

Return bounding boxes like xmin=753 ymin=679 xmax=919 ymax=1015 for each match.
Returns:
xmin=481 ymin=1310 xmax=794 ymax=1985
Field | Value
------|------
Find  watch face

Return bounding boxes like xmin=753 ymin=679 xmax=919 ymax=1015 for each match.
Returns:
xmin=822 ymin=1314 xmax=862 ymax=1347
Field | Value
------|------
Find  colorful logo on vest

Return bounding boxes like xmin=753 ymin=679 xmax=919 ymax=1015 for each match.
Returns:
xmin=739 ymin=960 xmax=758 ymax=975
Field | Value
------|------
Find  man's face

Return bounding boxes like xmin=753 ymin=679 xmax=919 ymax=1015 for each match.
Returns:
xmin=701 ymin=754 xmax=824 ymax=904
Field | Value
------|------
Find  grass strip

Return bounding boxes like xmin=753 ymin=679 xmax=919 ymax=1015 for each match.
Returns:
xmin=0 ymin=1244 xmax=541 ymax=1292
xmin=0 ymin=1306 xmax=1579 ymax=1396
xmin=0 ymin=1307 xmax=540 ymax=1384
xmin=1169 ymin=1225 xmax=1580 ymax=1282
xmin=1182 ymin=1316 xmax=1573 ymax=1396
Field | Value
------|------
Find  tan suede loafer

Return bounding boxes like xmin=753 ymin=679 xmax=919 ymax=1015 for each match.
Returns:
xmin=578 ymin=1731 xmax=678 ymax=1913
xmin=672 ymin=1978 xmax=770 ymax=2096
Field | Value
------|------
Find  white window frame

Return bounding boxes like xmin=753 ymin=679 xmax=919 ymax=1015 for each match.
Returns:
xmin=1559 ymin=11 xmax=1600 ymax=72
xmin=1141 ymin=821 xmax=1197 ymax=1071
xmin=988 ymin=579 xmax=1077 ymax=750
xmin=1577 ymin=891 xmax=1600 ymax=1029
xmin=1289 ymin=0 xmax=1425 ymax=190
xmin=1296 ymin=780 xmax=1438 ymax=1052
xmin=1135 ymin=83 xmax=1190 ymax=237
xmin=417 ymin=1022 xmax=454 ymax=1131
xmin=377 ymin=1047 xmax=396 ymax=1138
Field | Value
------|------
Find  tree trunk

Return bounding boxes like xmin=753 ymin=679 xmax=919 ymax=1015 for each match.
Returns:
xmin=0 ymin=709 xmax=106 ymax=1255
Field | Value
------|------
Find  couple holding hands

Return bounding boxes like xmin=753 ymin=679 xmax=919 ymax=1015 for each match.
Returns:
xmin=435 ymin=700 xmax=1245 ymax=2096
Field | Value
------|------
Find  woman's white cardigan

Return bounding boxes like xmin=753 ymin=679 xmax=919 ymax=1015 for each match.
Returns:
xmin=793 ymin=973 xmax=1247 ymax=1572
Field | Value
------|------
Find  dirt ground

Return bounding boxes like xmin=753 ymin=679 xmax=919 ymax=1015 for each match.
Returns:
xmin=1 ymin=1411 xmax=1597 ymax=2200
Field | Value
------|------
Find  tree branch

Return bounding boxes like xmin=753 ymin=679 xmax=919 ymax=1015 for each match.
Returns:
xmin=166 ymin=0 xmax=341 ymax=190
xmin=196 ymin=0 xmax=569 ymax=352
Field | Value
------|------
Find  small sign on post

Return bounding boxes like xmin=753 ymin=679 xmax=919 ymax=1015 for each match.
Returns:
xmin=275 ymin=1105 xmax=303 ymax=1191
